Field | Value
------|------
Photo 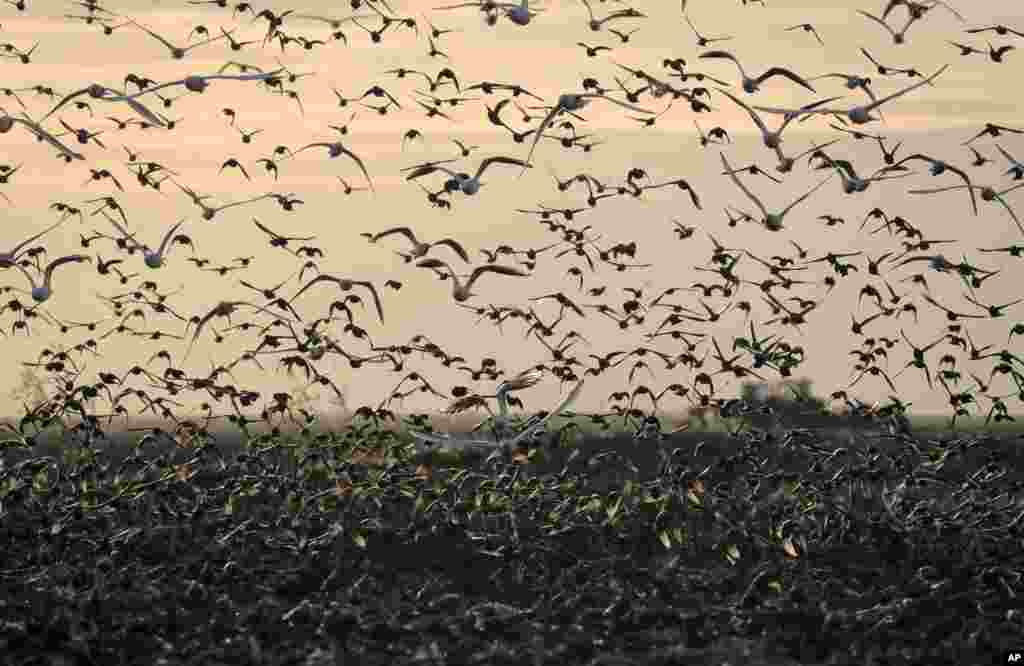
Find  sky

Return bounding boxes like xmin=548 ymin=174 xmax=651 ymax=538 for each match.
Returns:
xmin=0 ymin=0 xmax=1022 ymax=426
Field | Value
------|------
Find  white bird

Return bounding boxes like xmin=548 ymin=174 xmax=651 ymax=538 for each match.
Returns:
xmin=715 ymin=87 xmax=842 ymax=153
xmin=907 ymin=182 xmax=1024 ymax=235
xmin=523 ymin=92 xmax=654 ymax=168
xmin=128 ymin=19 xmax=228 ymax=59
xmin=37 ymin=83 xmax=166 ymax=126
xmin=720 ymin=152 xmax=834 ymax=231
xmin=699 ymin=50 xmax=816 ymax=94
xmin=405 ymin=155 xmax=531 ymax=194
xmin=415 ymin=258 xmax=530 ymax=302
xmin=752 ymin=64 xmax=949 ymax=125
xmin=0 ymin=219 xmax=68 ymax=269
xmin=15 ymin=255 xmax=91 ymax=303
xmin=102 ymin=69 xmax=285 ymax=100
xmin=100 ymin=212 xmax=189 ymax=268
xmin=0 ymin=111 xmax=84 ymax=160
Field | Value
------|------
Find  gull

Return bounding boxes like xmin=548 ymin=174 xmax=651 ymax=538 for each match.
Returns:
xmin=684 ymin=14 xmax=732 ymax=47
xmin=170 ymin=180 xmax=276 ymax=221
xmin=720 ymin=152 xmax=834 ymax=231
xmin=101 ymin=212 xmax=189 ymax=268
xmin=101 ymin=70 xmax=285 ymax=100
xmin=715 ymin=87 xmax=842 ymax=151
xmin=522 ymin=93 xmax=654 ymax=168
xmin=293 ymin=141 xmax=374 ymax=191
xmin=415 ymin=258 xmax=530 ymax=302
xmin=823 ymin=159 xmax=914 ymax=194
xmin=887 ymin=153 xmax=977 ymax=215
xmin=698 ymin=50 xmax=816 ymax=94
xmin=807 ymin=72 xmax=878 ymax=104
xmin=365 ymin=227 xmax=470 ymax=262
xmin=907 ymin=182 xmax=1024 ymax=235
xmin=14 ymin=255 xmax=91 ymax=303
xmin=0 ymin=219 xmax=67 ymax=269
xmin=0 ymin=111 xmax=84 ymax=160
xmin=752 ymin=64 xmax=949 ymax=125
xmin=994 ymin=144 xmax=1024 ymax=179
xmin=288 ymin=274 xmax=385 ymax=324
xmin=405 ymin=155 xmax=531 ymax=194
xmin=578 ymin=0 xmax=645 ymax=32
xmin=857 ymin=9 xmax=918 ymax=45
xmin=128 ymin=19 xmax=228 ymax=59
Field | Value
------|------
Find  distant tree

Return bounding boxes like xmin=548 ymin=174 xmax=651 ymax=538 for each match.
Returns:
xmin=8 ymin=367 xmax=48 ymax=413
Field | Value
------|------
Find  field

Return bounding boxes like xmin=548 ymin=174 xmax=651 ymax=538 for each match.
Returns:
xmin=4 ymin=0 xmax=1024 ymax=664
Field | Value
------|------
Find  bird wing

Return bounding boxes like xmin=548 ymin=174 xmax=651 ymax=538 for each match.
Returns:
xmin=866 ymin=64 xmax=949 ymax=112
xmin=156 ymin=219 xmax=186 ymax=259
xmin=477 ymin=155 xmax=531 ymax=178
xmin=756 ymin=67 xmax=816 ymax=92
xmin=698 ymin=49 xmax=745 ymax=77
xmin=720 ymin=152 xmax=768 ymax=218
xmin=433 ymin=238 xmax=470 ymax=262
xmin=505 ymin=378 xmax=585 ymax=449
xmin=715 ymin=88 xmax=772 ymax=137
xmin=337 ymin=145 xmax=375 ymax=191
xmin=781 ymin=173 xmax=834 ymax=217
xmin=857 ymin=10 xmax=897 ymax=38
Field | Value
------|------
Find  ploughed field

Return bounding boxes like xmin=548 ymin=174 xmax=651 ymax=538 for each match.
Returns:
xmin=2 ymin=412 xmax=1023 ymax=665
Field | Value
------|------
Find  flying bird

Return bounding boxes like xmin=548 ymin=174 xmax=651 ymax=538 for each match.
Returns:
xmin=416 ymin=258 xmax=530 ymax=302
xmin=698 ymin=50 xmax=816 ymax=94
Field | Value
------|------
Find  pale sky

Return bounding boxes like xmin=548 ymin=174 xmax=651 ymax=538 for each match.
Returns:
xmin=0 ymin=0 xmax=1022 ymax=424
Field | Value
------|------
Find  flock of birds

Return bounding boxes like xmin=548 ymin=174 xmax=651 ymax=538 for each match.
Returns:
xmin=1 ymin=0 xmax=1023 ymax=440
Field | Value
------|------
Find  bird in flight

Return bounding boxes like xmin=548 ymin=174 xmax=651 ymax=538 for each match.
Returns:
xmin=14 ymin=255 xmax=91 ymax=303
xmin=364 ymin=227 xmax=470 ymax=263
xmin=405 ymin=155 xmax=531 ymax=195
xmin=293 ymin=141 xmax=375 ymax=191
xmin=415 ymin=258 xmax=530 ymax=302
xmin=522 ymin=92 xmax=654 ymax=168
xmin=720 ymin=152 xmax=834 ymax=231
xmin=752 ymin=64 xmax=950 ymax=125
xmin=0 ymin=219 xmax=68 ymax=269
xmin=127 ymin=19 xmax=229 ymax=59
xmin=698 ymin=50 xmax=816 ymax=94
xmin=289 ymin=274 xmax=386 ymax=324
